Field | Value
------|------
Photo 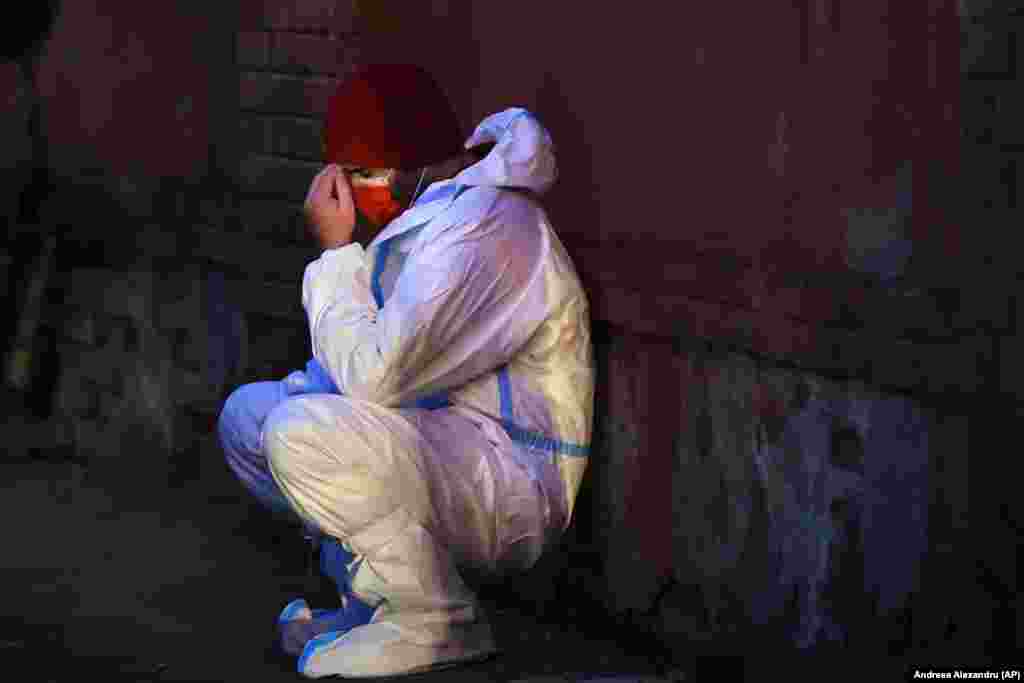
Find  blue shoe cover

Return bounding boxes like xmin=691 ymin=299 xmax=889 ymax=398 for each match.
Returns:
xmin=277 ymin=594 xmax=376 ymax=658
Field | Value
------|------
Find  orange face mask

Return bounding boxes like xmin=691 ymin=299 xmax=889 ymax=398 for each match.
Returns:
xmin=351 ymin=184 xmax=403 ymax=227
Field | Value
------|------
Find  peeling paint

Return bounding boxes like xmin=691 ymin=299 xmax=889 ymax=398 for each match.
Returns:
xmin=749 ymin=371 xmax=930 ymax=648
xmin=657 ymin=354 xmax=932 ymax=649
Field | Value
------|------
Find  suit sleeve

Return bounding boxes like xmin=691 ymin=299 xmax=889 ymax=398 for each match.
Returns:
xmin=302 ymin=220 xmax=544 ymax=408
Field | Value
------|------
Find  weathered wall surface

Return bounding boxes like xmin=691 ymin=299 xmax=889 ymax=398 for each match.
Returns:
xmin=2 ymin=1 xmax=238 ymax=487
xmin=579 ymin=341 xmax=940 ymax=653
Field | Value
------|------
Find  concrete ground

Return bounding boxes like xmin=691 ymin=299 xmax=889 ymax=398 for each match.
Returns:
xmin=2 ymin=391 xmax=942 ymax=682
xmin=1 ymin=404 xmax=690 ymax=683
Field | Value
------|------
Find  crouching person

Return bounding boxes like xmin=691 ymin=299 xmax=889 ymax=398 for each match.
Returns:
xmin=217 ymin=64 xmax=594 ymax=678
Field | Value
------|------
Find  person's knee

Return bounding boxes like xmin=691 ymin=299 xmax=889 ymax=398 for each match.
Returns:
xmin=263 ymin=395 xmax=404 ymax=497
xmin=217 ymin=383 xmax=262 ymax=458
xmin=263 ymin=398 xmax=318 ymax=474
xmin=263 ymin=395 xmax=370 ymax=481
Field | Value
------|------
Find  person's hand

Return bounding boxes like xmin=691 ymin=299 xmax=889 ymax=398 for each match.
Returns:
xmin=304 ymin=165 xmax=356 ymax=250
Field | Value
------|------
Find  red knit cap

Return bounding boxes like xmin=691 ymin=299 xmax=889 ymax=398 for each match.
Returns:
xmin=323 ymin=64 xmax=464 ymax=170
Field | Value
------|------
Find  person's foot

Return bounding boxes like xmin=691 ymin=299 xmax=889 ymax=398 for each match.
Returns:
xmin=297 ymin=613 xmax=499 ymax=679
xmin=278 ymin=611 xmax=320 ymax=657
xmin=276 ymin=597 xmax=377 ymax=658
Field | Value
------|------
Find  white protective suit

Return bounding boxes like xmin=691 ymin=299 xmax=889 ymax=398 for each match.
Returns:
xmin=237 ymin=108 xmax=595 ymax=677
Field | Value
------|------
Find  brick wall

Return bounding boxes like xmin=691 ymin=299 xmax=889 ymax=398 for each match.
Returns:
xmin=201 ymin=0 xmax=369 ymax=395
xmin=4 ymin=3 xmax=367 ymax=479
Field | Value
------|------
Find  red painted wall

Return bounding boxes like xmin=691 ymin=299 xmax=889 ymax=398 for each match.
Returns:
xmin=454 ymin=0 xmax=960 ymax=328
xmin=34 ymin=2 xmax=226 ymax=180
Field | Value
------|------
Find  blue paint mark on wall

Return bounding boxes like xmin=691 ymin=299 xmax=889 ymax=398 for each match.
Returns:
xmin=204 ymin=269 xmax=246 ymax=397
xmin=750 ymin=390 xmax=929 ymax=649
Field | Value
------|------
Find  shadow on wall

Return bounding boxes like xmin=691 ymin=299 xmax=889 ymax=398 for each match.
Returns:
xmin=0 ymin=0 xmax=59 ymax=62
xmin=533 ymin=70 xmax=600 ymax=250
